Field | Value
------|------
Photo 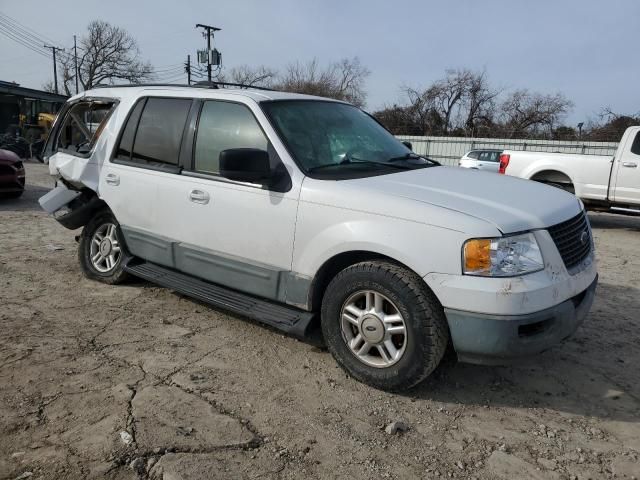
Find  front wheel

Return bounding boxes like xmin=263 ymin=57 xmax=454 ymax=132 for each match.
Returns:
xmin=78 ymin=210 xmax=130 ymax=284
xmin=321 ymin=261 xmax=449 ymax=391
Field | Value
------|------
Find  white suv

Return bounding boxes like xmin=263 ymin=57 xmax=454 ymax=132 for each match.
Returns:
xmin=458 ymin=149 xmax=503 ymax=172
xmin=39 ymin=85 xmax=598 ymax=391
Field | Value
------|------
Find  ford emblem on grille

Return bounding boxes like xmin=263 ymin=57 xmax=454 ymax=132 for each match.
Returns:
xmin=580 ymin=230 xmax=589 ymax=245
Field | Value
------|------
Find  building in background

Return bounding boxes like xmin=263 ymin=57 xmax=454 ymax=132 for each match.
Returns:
xmin=0 ymin=80 xmax=67 ymax=141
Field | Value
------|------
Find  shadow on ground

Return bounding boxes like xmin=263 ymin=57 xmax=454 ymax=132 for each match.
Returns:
xmin=588 ymin=211 xmax=640 ymax=231
xmin=407 ymin=281 xmax=640 ymax=423
xmin=0 ymin=185 xmax=51 ymax=212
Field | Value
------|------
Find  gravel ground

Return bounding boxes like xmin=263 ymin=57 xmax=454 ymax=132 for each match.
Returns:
xmin=1 ymin=162 xmax=639 ymax=480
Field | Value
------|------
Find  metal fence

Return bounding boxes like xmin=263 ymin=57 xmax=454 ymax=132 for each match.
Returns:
xmin=395 ymin=135 xmax=620 ymax=166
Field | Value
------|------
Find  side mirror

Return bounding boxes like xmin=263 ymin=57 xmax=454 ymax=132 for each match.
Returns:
xmin=219 ymin=148 xmax=271 ymax=183
xmin=402 ymin=140 xmax=413 ymax=151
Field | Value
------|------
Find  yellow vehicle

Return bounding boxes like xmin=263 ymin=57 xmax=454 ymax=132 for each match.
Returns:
xmin=19 ymin=112 xmax=56 ymax=143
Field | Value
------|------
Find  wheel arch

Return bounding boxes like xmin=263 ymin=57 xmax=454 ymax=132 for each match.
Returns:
xmin=308 ymin=250 xmax=430 ymax=312
xmin=54 ymin=187 xmax=109 ymax=230
xmin=529 ymin=169 xmax=574 ymax=186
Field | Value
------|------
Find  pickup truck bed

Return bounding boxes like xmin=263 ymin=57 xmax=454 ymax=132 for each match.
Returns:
xmin=501 ymin=126 xmax=640 ymax=214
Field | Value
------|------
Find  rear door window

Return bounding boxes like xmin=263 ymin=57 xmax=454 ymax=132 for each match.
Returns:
xmin=631 ymin=132 xmax=640 ymax=156
xmin=479 ymin=151 xmax=500 ymax=162
xmin=114 ymin=99 xmax=145 ymax=161
xmin=129 ymin=97 xmax=192 ymax=167
xmin=55 ymin=100 xmax=115 ymax=156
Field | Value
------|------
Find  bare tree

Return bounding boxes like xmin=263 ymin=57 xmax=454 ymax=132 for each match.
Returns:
xmin=585 ymin=107 xmax=640 ymax=141
xmin=374 ymin=69 xmax=574 ymax=139
xmin=41 ymin=80 xmax=56 ymax=93
xmin=398 ymin=69 xmax=498 ymax=135
xmin=58 ymin=20 xmax=154 ymax=94
xmin=428 ymin=69 xmax=474 ymax=134
xmin=275 ymin=57 xmax=370 ymax=107
xmin=372 ymin=103 xmax=430 ymax=135
xmin=499 ymin=89 xmax=573 ymax=137
xmin=463 ymin=70 xmax=500 ymax=134
xmin=218 ymin=65 xmax=277 ymax=87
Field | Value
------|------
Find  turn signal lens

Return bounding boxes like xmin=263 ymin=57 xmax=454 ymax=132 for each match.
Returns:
xmin=463 ymin=239 xmax=492 ymax=272
xmin=463 ymin=233 xmax=544 ymax=277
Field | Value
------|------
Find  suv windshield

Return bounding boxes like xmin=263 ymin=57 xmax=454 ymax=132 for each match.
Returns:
xmin=261 ymin=100 xmax=437 ymax=179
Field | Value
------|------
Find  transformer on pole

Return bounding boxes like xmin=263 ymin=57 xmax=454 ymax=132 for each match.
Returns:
xmin=195 ymin=24 xmax=221 ymax=82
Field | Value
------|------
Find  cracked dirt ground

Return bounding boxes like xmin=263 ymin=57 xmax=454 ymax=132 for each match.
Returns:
xmin=1 ymin=162 xmax=639 ymax=480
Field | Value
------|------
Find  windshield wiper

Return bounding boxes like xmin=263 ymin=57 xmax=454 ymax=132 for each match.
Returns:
xmin=308 ymin=156 xmax=412 ymax=172
xmin=388 ymin=153 xmax=440 ymax=165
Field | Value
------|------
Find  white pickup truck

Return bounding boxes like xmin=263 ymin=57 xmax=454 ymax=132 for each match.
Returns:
xmin=500 ymin=126 xmax=640 ymax=215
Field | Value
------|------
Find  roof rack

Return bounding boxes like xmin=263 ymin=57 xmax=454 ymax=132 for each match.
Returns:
xmin=192 ymin=80 xmax=274 ymax=91
xmin=91 ymin=81 xmax=274 ymax=92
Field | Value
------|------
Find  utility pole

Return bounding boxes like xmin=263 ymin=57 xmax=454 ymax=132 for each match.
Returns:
xmin=73 ymin=35 xmax=79 ymax=94
xmin=44 ymin=44 xmax=64 ymax=94
xmin=195 ymin=24 xmax=221 ymax=82
xmin=185 ymin=54 xmax=191 ymax=85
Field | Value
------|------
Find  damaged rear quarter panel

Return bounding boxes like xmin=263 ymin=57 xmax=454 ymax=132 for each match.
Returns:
xmin=47 ymin=97 xmax=123 ymax=194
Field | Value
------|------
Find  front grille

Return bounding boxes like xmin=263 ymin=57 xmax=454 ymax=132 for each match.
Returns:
xmin=547 ymin=212 xmax=592 ymax=271
xmin=0 ymin=164 xmax=14 ymax=175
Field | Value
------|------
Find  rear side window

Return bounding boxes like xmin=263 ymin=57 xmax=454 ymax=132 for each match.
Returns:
xmin=132 ymin=98 xmax=191 ymax=166
xmin=55 ymin=101 xmax=115 ymax=156
xmin=194 ymin=101 xmax=268 ymax=174
xmin=479 ymin=151 xmax=500 ymax=162
xmin=115 ymin=97 xmax=191 ymax=167
xmin=467 ymin=151 xmax=480 ymax=159
xmin=631 ymin=131 xmax=640 ymax=156
xmin=115 ymin=99 xmax=145 ymax=161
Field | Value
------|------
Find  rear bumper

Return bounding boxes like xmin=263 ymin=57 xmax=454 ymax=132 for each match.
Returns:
xmin=445 ymin=275 xmax=597 ymax=365
xmin=38 ymin=184 xmax=103 ymax=230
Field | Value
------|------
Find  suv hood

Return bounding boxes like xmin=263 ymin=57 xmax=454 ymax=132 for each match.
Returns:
xmin=306 ymin=166 xmax=582 ymax=234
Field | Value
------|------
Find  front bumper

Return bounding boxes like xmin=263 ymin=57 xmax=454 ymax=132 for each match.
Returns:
xmin=445 ymin=275 xmax=597 ymax=364
xmin=0 ymin=170 xmax=25 ymax=192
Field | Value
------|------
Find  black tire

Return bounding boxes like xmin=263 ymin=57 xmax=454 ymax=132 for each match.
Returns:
xmin=78 ymin=209 xmax=131 ymax=285
xmin=321 ymin=260 xmax=449 ymax=391
xmin=1 ymin=189 xmax=23 ymax=199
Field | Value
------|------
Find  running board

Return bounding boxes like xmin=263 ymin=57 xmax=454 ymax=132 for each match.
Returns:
xmin=124 ymin=261 xmax=314 ymax=338
xmin=610 ymin=206 xmax=640 ymax=215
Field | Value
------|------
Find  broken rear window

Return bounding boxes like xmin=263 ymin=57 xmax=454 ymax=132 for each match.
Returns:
xmin=55 ymin=101 xmax=115 ymax=156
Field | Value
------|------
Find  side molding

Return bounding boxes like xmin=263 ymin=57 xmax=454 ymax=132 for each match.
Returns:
xmin=120 ymin=226 xmax=313 ymax=310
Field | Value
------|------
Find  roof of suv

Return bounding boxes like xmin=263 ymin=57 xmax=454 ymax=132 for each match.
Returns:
xmin=70 ymin=84 xmax=345 ymax=105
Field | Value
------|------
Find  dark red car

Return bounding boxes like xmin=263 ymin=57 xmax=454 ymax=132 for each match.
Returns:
xmin=0 ymin=148 xmax=25 ymax=198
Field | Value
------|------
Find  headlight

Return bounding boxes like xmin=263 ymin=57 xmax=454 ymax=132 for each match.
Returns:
xmin=463 ymin=232 xmax=544 ymax=277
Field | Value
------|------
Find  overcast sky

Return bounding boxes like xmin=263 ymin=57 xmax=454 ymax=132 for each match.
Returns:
xmin=1 ymin=0 xmax=638 ymax=124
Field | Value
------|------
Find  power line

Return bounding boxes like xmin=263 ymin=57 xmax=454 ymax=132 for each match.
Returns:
xmin=0 ymin=13 xmax=73 ymax=64
xmin=0 ymin=24 xmax=49 ymax=57
xmin=0 ymin=15 xmax=62 ymax=56
xmin=154 ymin=65 xmax=185 ymax=74
xmin=156 ymin=72 xmax=188 ymax=83
xmin=0 ymin=12 xmax=60 ymax=46
xmin=154 ymin=62 xmax=184 ymax=70
xmin=0 ymin=19 xmax=50 ymax=54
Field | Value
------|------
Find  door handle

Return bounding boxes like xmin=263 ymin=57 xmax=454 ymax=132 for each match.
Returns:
xmin=189 ymin=189 xmax=210 ymax=204
xmin=105 ymin=173 xmax=120 ymax=186
xmin=622 ymin=162 xmax=638 ymax=168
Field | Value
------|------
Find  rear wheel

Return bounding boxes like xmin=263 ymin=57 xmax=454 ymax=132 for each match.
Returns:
xmin=78 ymin=210 xmax=130 ymax=284
xmin=321 ymin=261 xmax=449 ymax=391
